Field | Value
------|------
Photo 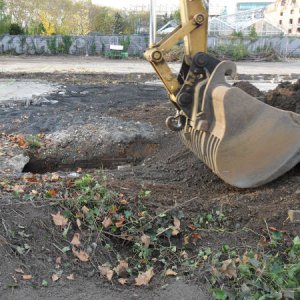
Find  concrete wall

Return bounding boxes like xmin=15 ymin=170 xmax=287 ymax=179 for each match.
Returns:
xmin=208 ymin=36 xmax=300 ymax=57
xmin=0 ymin=34 xmax=299 ymax=57
xmin=0 ymin=34 xmax=148 ymax=56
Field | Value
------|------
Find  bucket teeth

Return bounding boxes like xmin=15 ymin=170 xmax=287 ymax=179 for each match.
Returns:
xmin=180 ymin=61 xmax=300 ymax=188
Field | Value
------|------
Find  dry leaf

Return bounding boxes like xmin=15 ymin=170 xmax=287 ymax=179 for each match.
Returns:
xmin=98 ymin=266 xmax=114 ymax=281
xmin=171 ymin=217 xmax=181 ymax=236
xmin=172 ymin=228 xmax=180 ymax=236
xmin=55 ymin=257 xmax=62 ymax=265
xmin=114 ymin=260 xmax=128 ymax=275
xmin=22 ymin=275 xmax=32 ymax=280
xmin=242 ymin=253 xmax=250 ymax=264
xmin=67 ymin=273 xmax=75 ymax=281
xmin=180 ymin=251 xmax=188 ymax=259
xmin=82 ymin=206 xmax=90 ymax=215
xmin=191 ymin=233 xmax=201 ymax=243
xmin=72 ymin=247 xmax=89 ymax=262
xmin=220 ymin=259 xmax=237 ymax=279
xmin=15 ymin=268 xmax=24 ymax=274
xmin=47 ymin=189 xmax=58 ymax=197
xmin=76 ymin=218 xmax=82 ymax=229
xmin=71 ymin=233 xmax=81 ymax=247
xmin=31 ymin=190 xmax=38 ymax=196
xmin=165 ymin=269 xmax=177 ymax=276
xmin=135 ymin=268 xmax=154 ymax=286
xmin=51 ymin=174 xmax=60 ymax=182
xmin=51 ymin=212 xmax=68 ymax=226
xmin=115 ymin=215 xmax=125 ymax=228
xmin=22 ymin=174 xmax=38 ymax=183
xmin=188 ymin=224 xmax=197 ymax=231
xmin=102 ymin=217 xmax=112 ymax=229
xmin=118 ymin=278 xmax=127 ymax=285
xmin=120 ymin=199 xmax=129 ymax=205
xmin=183 ymin=235 xmax=190 ymax=245
xmin=173 ymin=217 xmax=180 ymax=230
xmin=52 ymin=274 xmax=60 ymax=282
xmin=141 ymin=234 xmax=151 ymax=248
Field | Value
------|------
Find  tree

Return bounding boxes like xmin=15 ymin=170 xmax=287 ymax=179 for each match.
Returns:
xmin=40 ymin=12 xmax=55 ymax=35
xmin=113 ymin=12 xmax=125 ymax=34
xmin=249 ymin=25 xmax=258 ymax=40
xmin=0 ymin=0 xmax=10 ymax=34
xmin=90 ymin=6 xmax=115 ymax=34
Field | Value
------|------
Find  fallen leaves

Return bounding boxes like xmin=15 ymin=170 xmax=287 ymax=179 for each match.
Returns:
xmin=22 ymin=274 xmax=33 ymax=281
xmin=114 ymin=260 xmax=128 ymax=276
xmin=220 ymin=259 xmax=237 ymax=279
xmin=118 ymin=278 xmax=127 ymax=285
xmin=102 ymin=216 xmax=112 ymax=228
xmin=8 ymin=134 xmax=28 ymax=149
xmin=71 ymin=233 xmax=81 ymax=247
xmin=72 ymin=247 xmax=89 ymax=262
xmin=115 ymin=215 xmax=125 ymax=228
xmin=172 ymin=216 xmax=181 ymax=236
xmin=135 ymin=268 xmax=154 ymax=286
xmin=52 ymin=274 xmax=60 ymax=282
xmin=141 ymin=234 xmax=151 ymax=248
xmin=67 ymin=273 xmax=75 ymax=281
xmin=52 ymin=212 xmax=68 ymax=227
xmin=165 ymin=269 xmax=177 ymax=276
xmin=98 ymin=266 xmax=114 ymax=281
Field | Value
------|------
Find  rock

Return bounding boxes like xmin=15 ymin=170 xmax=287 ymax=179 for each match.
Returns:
xmin=117 ymin=164 xmax=132 ymax=171
xmin=6 ymin=154 xmax=30 ymax=173
xmin=288 ymin=210 xmax=300 ymax=223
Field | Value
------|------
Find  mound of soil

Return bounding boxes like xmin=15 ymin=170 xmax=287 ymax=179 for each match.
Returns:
xmin=233 ymin=81 xmax=265 ymax=99
xmin=265 ymin=79 xmax=300 ymax=113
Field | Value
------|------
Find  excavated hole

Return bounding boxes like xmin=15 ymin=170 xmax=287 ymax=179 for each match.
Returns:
xmin=23 ymin=141 xmax=159 ymax=174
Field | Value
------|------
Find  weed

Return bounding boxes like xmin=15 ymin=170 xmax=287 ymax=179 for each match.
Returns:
xmin=209 ymin=234 xmax=300 ymax=299
xmin=47 ymin=37 xmax=57 ymax=54
xmin=26 ymin=135 xmax=42 ymax=149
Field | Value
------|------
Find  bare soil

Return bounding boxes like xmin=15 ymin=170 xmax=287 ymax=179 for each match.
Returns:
xmin=0 ymin=74 xmax=300 ymax=299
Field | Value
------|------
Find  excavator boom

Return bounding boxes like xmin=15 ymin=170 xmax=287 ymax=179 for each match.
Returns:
xmin=144 ymin=0 xmax=300 ymax=188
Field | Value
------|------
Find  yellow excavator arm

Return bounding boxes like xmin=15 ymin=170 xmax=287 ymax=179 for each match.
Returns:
xmin=145 ymin=0 xmax=300 ymax=188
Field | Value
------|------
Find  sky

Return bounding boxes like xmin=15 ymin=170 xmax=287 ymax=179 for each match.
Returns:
xmin=92 ymin=0 xmax=179 ymax=11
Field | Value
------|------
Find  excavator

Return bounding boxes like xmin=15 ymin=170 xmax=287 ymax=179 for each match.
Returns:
xmin=144 ymin=0 xmax=300 ymax=188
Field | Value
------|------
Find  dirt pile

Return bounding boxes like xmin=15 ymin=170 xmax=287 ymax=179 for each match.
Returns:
xmin=233 ymin=81 xmax=265 ymax=99
xmin=265 ymin=79 xmax=300 ymax=113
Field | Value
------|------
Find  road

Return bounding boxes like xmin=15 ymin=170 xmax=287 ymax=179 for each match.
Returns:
xmin=0 ymin=56 xmax=299 ymax=75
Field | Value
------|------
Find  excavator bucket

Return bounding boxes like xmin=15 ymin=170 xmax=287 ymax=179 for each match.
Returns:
xmin=181 ymin=61 xmax=300 ymax=188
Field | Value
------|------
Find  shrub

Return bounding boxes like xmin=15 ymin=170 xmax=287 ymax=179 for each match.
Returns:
xmin=9 ymin=23 xmax=24 ymax=35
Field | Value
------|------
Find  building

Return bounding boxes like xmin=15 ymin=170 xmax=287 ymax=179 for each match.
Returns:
xmin=214 ymin=0 xmax=276 ymax=15
xmin=236 ymin=0 xmax=276 ymax=12
xmin=210 ymin=8 xmax=284 ymax=36
xmin=265 ymin=0 xmax=300 ymax=35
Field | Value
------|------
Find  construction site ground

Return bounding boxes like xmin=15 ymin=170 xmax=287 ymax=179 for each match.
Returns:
xmin=0 ymin=56 xmax=299 ymax=300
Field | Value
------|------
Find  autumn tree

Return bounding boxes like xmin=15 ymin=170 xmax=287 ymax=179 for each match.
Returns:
xmin=0 ymin=0 xmax=10 ymax=34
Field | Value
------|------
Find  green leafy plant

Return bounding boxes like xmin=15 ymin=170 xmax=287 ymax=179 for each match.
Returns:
xmin=249 ymin=25 xmax=258 ymax=40
xmin=209 ymin=233 xmax=300 ymax=299
xmin=9 ymin=23 xmax=24 ymax=35
xmin=26 ymin=135 xmax=42 ymax=149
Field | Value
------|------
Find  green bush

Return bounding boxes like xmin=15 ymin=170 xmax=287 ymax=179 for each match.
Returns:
xmin=9 ymin=23 xmax=24 ymax=35
xmin=209 ymin=43 xmax=249 ymax=61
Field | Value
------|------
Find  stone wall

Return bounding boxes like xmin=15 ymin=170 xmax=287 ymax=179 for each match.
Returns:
xmin=0 ymin=34 xmax=299 ymax=57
